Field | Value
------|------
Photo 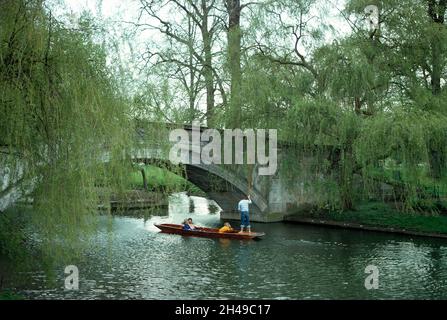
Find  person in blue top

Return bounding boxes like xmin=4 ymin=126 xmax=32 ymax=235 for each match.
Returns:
xmin=182 ymin=218 xmax=199 ymax=231
xmin=237 ymin=195 xmax=252 ymax=233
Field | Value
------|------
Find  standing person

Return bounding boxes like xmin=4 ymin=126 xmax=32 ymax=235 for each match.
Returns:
xmin=238 ymin=195 xmax=252 ymax=233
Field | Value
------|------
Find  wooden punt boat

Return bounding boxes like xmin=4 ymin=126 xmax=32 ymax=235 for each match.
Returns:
xmin=154 ymin=223 xmax=265 ymax=240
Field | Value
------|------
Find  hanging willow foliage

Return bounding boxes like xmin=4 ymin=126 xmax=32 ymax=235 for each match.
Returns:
xmin=0 ymin=0 xmax=137 ymax=265
xmin=355 ymin=109 xmax=447 ymax=209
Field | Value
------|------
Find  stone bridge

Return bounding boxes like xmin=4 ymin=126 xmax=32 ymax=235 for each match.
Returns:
xmin=132 ymin=123 xmax=291 ymax=222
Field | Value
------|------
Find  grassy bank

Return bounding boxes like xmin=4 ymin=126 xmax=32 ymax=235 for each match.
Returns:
xmin=129 ymin=165 xmax=206 ymax=197
xmin=0 ymin=291 xmax=23 ymax=300
xmin=288 ymin=202 xmax=447 ymax=235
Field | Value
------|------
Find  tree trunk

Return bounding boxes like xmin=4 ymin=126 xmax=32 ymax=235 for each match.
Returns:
xmin=201 ymin=0 xmax=215 ymax=126
xmin=428 ymin=0 xmax=446 ymax=96
xmin=427 ymin=0 xmax=446 ymax=178
xmin=187 ymin=15 xmax=196 ymax=118
xmin=428 ymin=138 xmax=445 ymax=179
xmin=340 ymin=145 xmax=355 ymax=211
xmin=431 ymin=38 xmax=442 ymax=96
xmin=141 ymin=168 xmax=148 ymax=190
xmin=226 ymin=0 xmax=242 ymax=128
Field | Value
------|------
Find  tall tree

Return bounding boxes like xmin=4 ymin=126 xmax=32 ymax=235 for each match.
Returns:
xmin=226 ymin=0 xmax=242 ymax=127
xmin=138 ymin=0 xmax=225 ymax=125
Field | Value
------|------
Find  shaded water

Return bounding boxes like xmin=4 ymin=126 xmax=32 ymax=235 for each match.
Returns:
xmin=4 ymin=193 xmax=447 ymax=299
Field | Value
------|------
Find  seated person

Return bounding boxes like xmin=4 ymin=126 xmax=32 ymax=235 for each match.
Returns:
xmin=219 ymin=222 xmax=233 ymax=233
xmin=182 ymin=219 xmax=190 ymax=230
xmin=182 ymin=218 xmax=199 ymax=231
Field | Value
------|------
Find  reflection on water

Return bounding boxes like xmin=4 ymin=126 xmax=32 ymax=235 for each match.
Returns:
xmin=5 ymin=192 xmax=447 ymax=299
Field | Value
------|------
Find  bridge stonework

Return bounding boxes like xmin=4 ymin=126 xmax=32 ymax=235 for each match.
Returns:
xmin=134 ymin=124 xmax=318 ymax=223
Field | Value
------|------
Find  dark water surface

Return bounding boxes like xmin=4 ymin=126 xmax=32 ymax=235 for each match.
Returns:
xmin=5 ymin=193 xmax=447 ymax=299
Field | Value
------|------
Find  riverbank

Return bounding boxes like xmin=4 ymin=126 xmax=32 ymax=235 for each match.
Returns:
xmin=220 ymin=201 xmax=447 ymax=239
xmin=129 ymin=164 xmax=206 ymax=197
xmin=0 ymin=291 xmax=23 ymax=300
xmin=284 ymin=202 xmax=447 ymax=239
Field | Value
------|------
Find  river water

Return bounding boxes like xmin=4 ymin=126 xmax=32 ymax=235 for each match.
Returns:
xmin=4 ymin=193 xmax=447 ymax=299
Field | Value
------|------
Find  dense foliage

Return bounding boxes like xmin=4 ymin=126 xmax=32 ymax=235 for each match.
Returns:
xmin=0 ymin=0 xmax=134 ymax=265
xmin=134 ymin=0 xmax=447 ymax=212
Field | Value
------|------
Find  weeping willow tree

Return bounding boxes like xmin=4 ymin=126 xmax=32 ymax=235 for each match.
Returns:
xmin=277 ymin=32 xmax=447 ymax=212
xmin=355 ymin=109 xmax=447 ymax=209
xmin=0 ymin=0 xmax=138 ymax=274
xmin=225 ymin=0 xmax=447 ymax=213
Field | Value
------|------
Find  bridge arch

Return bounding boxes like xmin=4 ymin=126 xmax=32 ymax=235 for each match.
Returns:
xmin=131 ymin=155 xmax=268 ymax=215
